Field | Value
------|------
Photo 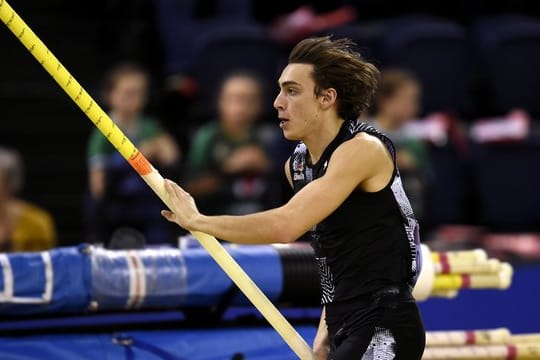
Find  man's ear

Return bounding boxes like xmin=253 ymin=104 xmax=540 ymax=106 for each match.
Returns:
xmin=319 ymin=88 xmax=338 ymax=110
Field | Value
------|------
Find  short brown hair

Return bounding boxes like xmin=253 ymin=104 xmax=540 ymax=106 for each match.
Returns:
xmin=377 ymin=69 xmax=420 ymax=100
xmin=288 ymin=36 xmax=380 ymax=119
xmin=103 ymin=63 xmax=149 ymax=97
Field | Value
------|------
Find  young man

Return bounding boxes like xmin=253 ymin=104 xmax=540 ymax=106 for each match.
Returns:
xmin=162 ymin=37 xmax=425 ymax=359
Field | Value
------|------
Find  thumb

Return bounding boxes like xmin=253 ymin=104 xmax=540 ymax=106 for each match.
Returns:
xmin=161 ymin=209 xmax=175 ymax=222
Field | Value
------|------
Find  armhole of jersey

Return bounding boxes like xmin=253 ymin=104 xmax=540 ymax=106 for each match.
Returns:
xmin=369 ymin=152 xmax=397 ymax=193
xmin=288 ymin=156 xmax=294 ymax=181
xmin=386 ymin=137 xmax=399 ymax=184
xmin=286 ymin=157 xmax=294 ymax=189
xmin=289 ymin=147 xmax=297 ymax=192
xmin=382 ymin=138 xmax=398 ymax=191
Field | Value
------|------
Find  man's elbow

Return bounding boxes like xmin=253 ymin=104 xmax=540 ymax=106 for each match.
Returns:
xmin=275 ymin=226 xmax=298 ymax=244
xmin=272 ymin=207 xmax=303 ymax=244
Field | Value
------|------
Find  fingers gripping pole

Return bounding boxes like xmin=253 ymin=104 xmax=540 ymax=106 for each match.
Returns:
xmin=0 ymin=2 xmax=313 ymax=358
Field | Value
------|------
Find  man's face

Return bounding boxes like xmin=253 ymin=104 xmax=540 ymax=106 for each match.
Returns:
xmin=274 ymin=63 xmax=323 ymax=141
xmin=108 ymin=73 xmax=148 ymax=117
xmin=219 ymin=76 xmax=262 ymax=133
xmin=381 ymin=82 xmax=421 ymax=127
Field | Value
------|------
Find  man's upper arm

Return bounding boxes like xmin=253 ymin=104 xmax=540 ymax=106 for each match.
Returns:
xmin=279 ymin=135 xmax=389 ymax=240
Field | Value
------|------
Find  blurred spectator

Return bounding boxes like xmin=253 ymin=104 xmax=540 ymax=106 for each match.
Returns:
xmin=0 ymin=148 xmax=56 ymax=252
xmin=367 ymin=69 xmax=430 ymax=221
xmin=185 ymin=71 xmax=275 ymax=215
xmin=87 ymin=63 xmax=180 ymax=245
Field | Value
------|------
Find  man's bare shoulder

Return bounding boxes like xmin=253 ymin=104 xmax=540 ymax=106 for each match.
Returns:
xmin=321 ymin=132 xmax=394 ymax=191
xmin=353 ymin=131 xmax=388 ymax=148
xmin=331 ymin=132 xmax=390 ymax=162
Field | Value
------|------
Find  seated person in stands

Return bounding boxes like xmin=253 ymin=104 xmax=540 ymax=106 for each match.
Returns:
xmin=185 ymin=71 xmax=274 ymax=215
xmin=0 ymin=148 xmax=56 ymax=252
xmin=367 ymin=69 xmax=430 ymax=221
xmin=87 ymin=64 xmax=180 ymax=245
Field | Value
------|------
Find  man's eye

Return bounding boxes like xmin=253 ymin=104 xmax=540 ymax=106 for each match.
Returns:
xmin=287 ymin=89 xmax=297 ymax=95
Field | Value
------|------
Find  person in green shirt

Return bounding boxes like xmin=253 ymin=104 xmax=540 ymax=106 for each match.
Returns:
xmin=87 ymin=64 xmax=180 ymax=244
xmin=366 ymin=69 xmax=431 ymax=221
xmin=185 ymin=71 xmax=273 ymax=215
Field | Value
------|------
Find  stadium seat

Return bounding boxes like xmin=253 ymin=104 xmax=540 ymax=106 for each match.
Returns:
xmin=191 ymin=24 xmax=284 ymax=119
xmin=214 ymin=0 xmax=253 ymax=21
xmin=474 ymin=15 xmax=540 ymax=116
xmin=325 ymin=21 xmax=387 ymax=63
xmin=154 ymin=0 xmax=255 ymax=75
xmin=405 ymin=114 xmax=470 ymax=227
xmin=425 ymin=141 xmax=469 ymax=228
xmin=382 ymin=16 xmax=471 ymax=115
xmin=469 ymin=139 xmax=540 ymax=232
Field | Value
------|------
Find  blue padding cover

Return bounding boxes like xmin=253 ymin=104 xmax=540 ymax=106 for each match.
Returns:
xmin=0 ymin=252 xmax=45 ymax=300
xmin=140 ymin=248 xmax=189 ymax=308
xmin=0 ymin=246 xmax=90 ymax=315
xmin=91 ymin=247 xmax=189 ymax=310
xmin=0 ymin=244 xmax=283 ymax=315
xmin=183 ymin=245 xmax=283 ymax=306
xmin=0 ymin=327 xmax=317 ymax=360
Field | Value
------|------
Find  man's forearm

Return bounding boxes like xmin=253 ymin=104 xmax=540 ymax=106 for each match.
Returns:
xmin=192 ymin=207 xmax=294 ymax=244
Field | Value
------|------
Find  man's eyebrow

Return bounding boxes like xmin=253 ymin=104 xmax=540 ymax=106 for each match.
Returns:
xmin=278 ymin=80 xmax=301 ymax=88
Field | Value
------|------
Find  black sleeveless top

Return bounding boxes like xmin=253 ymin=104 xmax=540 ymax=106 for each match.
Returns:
xmin=290 ymin=120 xmax=421 ymax=305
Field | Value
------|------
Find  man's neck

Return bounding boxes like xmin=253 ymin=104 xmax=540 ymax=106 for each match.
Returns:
xmin=304 ymin=116 xmax=345 ymax=164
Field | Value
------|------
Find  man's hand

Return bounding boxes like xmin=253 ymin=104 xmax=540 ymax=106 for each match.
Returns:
xmin=161 ymin=179 xmax=200 ymax=231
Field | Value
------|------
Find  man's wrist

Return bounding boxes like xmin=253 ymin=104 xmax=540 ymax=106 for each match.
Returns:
xmin=189 ymin=213 xmax=207 ymax=233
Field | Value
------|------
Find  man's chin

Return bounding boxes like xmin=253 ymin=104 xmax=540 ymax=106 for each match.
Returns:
xmin=282 ymin=130 xmax=300 ymax=141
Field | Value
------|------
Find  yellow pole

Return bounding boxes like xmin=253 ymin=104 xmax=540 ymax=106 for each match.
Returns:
xmin=0 ymin=1 xmax=313 ymax=358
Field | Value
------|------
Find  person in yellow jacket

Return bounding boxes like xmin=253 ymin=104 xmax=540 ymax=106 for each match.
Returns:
xmin=0 ymin=147 xmax=56 ymax=252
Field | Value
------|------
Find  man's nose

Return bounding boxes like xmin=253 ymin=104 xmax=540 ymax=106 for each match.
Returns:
xmin=273 ymin=92 xmax=285 ymax=111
